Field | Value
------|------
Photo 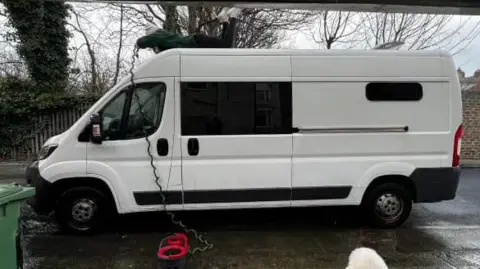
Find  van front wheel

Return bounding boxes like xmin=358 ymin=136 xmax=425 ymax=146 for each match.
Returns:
xmin=55 ymin=187 xmax=112 ymax=235
xmin=361 ymin=183 xmax=413 ymax=228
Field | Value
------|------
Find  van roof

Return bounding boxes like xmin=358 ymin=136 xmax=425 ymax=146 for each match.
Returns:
xmin=125 ymin=48 xmax=454 ymax=83
xmin=155 ymin=48 xmax=452 ymax=58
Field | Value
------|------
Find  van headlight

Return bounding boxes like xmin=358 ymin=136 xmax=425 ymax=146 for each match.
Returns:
xmin=37 ymin=144 xmax=58 ymax=160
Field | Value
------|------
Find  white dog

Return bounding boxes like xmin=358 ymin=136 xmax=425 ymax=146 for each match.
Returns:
xmin=346 ymin=247 xmax=389 ymax=269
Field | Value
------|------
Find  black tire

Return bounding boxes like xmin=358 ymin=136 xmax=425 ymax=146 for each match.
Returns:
xmin=361 ymin=182 xmax=413 ymax=228
xmin=55 ymin=187 xmax=113 ymax=235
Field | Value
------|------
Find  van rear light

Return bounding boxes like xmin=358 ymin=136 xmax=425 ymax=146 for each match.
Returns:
xmin=453 ymin=124 xmax=463 ymax=167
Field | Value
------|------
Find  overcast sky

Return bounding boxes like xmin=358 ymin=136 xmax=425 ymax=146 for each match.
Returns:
xmin=453 ymin=30 xmax=480 ymax=76
xmin=2 ymin=4 xmax=480 ymax=77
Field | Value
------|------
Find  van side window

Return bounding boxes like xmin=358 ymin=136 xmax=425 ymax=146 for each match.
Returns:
xmin=101 ymin=91 xmax=128 ymax=140
xmin=101 ymin=83 xmax=166 ymax=141
xmin=181 ymin=82 xmax=292 ymax=136
xmin=366 ymin=82 xmax=423 ymax=101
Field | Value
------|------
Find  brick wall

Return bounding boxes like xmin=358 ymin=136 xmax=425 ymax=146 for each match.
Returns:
xmin=462 ymin=91 xmax=480 ymax=160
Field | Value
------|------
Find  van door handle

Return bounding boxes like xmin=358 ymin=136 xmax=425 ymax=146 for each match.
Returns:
xmin=157 ymin=138 xmax=169 ymax=156
xmin=187 ymin=138 xmax=199 ymax=156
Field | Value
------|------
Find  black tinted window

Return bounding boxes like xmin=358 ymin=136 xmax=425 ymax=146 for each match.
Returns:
xmin=366 ymin=82 xmax=423 ymax=101
xmin=181 ymin=82 xmax=292 ymax=136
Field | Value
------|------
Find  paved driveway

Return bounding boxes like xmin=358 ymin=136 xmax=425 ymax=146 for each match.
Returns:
xmin=1 ymin=163 xmax=479 ymax=269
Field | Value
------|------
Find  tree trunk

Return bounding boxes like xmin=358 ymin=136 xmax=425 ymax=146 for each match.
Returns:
xmin=113 ymin=4 xmax=124 ymax=85
xmin=164 ymin=5 xmax=178 ymax=33
xmin=187 ymin=6 xmax=197 ymax=34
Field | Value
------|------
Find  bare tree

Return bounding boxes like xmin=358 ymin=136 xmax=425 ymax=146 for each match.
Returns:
xmin=66 ymin=3 xmax=140 ymax=95
xmin=112 ymin=4 xmax=315 ymax=49
xmin=360 ymin=13 xmax=480 ymax=54
xmin=0 ymin=52 xmax=27 ymax=77
xmin=0 ymin=5 xmax=28 ymax=78
xmin=310 ymin=11 xmax=480 ymax=54
xmin=69 ymin=7 xmax=100 ymax=94
xmin=113 ymin=3 xmax=124 ymax=85
xmin=0 ymin=39 xmax=26 ymax=77
xmin=308 ymin=11 xmax=364 ymax=49
xmin=234 ymin=9 xmax=315 ymax=48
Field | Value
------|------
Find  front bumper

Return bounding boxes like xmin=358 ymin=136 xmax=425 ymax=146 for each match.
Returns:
xmin=410 ymin=167 xmax=461 ymax=203
xmin=25 ymin=161 xmax=54 ymax=215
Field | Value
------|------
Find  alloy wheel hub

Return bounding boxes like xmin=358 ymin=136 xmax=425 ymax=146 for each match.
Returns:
xmin=376 ymin=193 xmax=403 ymax=219
xmin=72 ymin=198 xmax=96 ymax=223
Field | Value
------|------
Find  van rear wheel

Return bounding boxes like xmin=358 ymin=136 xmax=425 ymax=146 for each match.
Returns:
xmin=55 ymin=187 xmax=112 ymax=235
xmin=361 ymin=183 xmax=413 ymax=228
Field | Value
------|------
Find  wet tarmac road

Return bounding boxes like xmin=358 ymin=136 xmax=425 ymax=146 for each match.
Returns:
xmin=2 ymin=163 xmax=480 ymax=269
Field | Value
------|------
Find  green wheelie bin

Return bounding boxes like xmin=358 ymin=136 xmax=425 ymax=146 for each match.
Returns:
xmin=0 ymin=183 xmax=35 ymax=269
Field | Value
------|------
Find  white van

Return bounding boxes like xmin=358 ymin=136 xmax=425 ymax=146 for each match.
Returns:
xmin=26 ymin=48 xmax=462 ymax=234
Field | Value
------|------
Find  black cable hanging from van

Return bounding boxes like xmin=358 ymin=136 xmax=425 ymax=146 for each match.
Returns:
xmin=128 ymin=47 xmax=214 ymax=255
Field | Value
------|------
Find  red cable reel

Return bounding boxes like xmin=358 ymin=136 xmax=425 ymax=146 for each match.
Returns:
xmin=158 ymin=233 xmax=189 ymax=269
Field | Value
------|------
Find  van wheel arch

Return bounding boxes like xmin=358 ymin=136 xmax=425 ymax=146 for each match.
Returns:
xmin=362 ymin=174 xmax=417 ymax=203
xmin=51 ymin=177 xmax=118 ymax=213
xmin=361 ymin=175 xmax=416 ymax=228
xmin=51 ymin=177 xmax=118 ymax=235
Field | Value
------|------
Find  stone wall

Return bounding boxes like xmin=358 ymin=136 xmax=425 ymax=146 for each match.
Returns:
xmin=462 ymin=91 xmax=480 ymax=160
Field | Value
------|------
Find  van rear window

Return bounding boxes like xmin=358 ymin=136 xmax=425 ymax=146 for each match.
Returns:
xmin=366 ymin=82 xmax=423 ymax=101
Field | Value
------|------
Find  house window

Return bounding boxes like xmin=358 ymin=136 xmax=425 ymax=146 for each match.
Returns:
xmin=256 ymin=83 xmax=272 ymax=103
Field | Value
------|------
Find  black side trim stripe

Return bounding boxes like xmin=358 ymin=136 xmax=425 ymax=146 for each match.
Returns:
xmin=134 ymin=186 xmax=352 ymax=206
xmin=291 ymin=187 xmax=351 ymax=200
xmin=184 ymin=188 xmax=292 ymax=204
xmin=135 ymin=191 xmax=183 ymax=205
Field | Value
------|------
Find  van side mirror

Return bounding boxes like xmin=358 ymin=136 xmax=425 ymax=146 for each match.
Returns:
xmin=90 ymin=113 xmax=103 ymax=144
